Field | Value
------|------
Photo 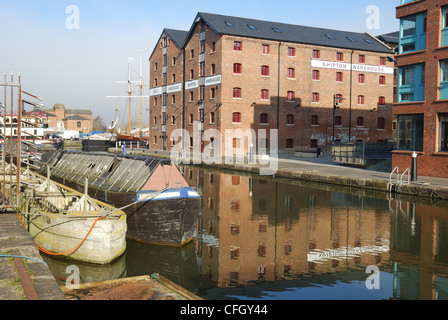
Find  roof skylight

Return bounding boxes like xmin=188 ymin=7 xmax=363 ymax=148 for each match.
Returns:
xmin=248 ymin=24 xmax=257 ymax=30
xmin=325 ymin=34 xmax=335 ymax=40
xmin=272 ymin=28 xmax=282 ymax=33
xmin=225 ymin=21 xmax=235 ymax=27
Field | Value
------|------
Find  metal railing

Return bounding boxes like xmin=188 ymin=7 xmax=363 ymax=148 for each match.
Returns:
xmin=332 ymin=141 xmax=394 ymax=166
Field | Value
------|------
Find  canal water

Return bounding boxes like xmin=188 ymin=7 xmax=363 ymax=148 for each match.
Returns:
xmin=42 ymin=166 xmax=448 ymax=300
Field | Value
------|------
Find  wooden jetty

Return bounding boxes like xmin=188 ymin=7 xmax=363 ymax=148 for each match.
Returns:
xmin=61 ymin=274 xmax=203 ymax=300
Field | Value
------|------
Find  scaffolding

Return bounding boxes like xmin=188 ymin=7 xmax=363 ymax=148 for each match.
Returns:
xmin=1 ymin=72 xmax=22 ymax=211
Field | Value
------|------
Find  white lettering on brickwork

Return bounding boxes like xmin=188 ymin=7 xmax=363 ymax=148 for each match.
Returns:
xmin=311 ymin=60 xmax=393 ymax=74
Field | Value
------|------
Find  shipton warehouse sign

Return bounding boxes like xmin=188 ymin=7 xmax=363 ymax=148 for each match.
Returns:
xmin=311 ymin=60 xmax=394 ymax=74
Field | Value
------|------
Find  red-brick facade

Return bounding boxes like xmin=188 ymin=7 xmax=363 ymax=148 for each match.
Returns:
xmin=149 ymin=13 xmax=395 ymax=155
xmin=394 ymin=0 xmax=448 ymax=178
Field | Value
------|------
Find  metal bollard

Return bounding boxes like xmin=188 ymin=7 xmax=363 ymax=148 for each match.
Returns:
xmin=411 ymin=152 xmax=418 ymax=181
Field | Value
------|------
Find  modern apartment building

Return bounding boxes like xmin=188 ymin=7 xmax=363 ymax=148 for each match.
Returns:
xmin=149 ymin=13 xmax=395 ymax=154
xmin=394 ymin=0 xmax=448 ymax=178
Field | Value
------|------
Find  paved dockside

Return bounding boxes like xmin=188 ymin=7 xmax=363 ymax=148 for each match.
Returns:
xmin=111 ymin=148 xmax=448 ymax=200
xmin=0 ymin=212 xmax=66 ymax=300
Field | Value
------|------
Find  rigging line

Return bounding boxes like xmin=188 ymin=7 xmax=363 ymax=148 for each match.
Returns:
xmin=0 ymin=255 xmax=48 ymax=267
xmin=15 ymin=211 xmax=106 ymax=257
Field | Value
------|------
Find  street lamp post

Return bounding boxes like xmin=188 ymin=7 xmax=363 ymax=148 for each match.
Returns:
xmin=332 ymin=94 xmax=341 ymax=142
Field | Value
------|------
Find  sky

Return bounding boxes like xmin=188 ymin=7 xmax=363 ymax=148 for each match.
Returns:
xmin=0 ymin=0 xmax=400 ymax=129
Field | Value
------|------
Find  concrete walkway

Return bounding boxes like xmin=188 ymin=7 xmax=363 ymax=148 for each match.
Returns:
xmin=0 ymin=212 xmax=66 ymax=300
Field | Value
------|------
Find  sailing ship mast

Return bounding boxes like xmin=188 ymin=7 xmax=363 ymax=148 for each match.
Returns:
xmin=107 ymin=50 xmax=148 ymax=136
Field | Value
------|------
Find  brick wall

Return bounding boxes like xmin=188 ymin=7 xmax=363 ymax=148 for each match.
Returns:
xmin=149 ymin=17 xmax=394 ymax=156
xmin=393 ymin=0 xmax=448 ymax=178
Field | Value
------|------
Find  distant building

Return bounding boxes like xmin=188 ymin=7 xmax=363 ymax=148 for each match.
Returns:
xmin=378 ymin=31 xmax=399 ymax=139
xmin=394 ymin=0 xmax=448 ymax=178
xmin=47 ymin=103 xmax=93 ymax=133
xmin=149 ymin=12 xmax=395 ymax=154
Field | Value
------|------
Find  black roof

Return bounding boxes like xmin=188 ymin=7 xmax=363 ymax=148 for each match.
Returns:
xmin=186 ymin=12 xmax=393 ymax=54
xmin=149 ymin=28 xmax=188 ymax=61
xmin=165 ymin=29 xmax=188 ymax=48
xmin=377 ymin=31 xmax=399 ymax=45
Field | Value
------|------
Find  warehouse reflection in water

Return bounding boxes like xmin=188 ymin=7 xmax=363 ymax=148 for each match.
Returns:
xmin=44 ymin=166 xmax=448 ymax=300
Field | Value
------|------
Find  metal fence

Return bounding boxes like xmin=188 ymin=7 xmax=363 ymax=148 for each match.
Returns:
xmin=332 ymin=141 xmax=394 ymax=166
xmin=1 ymin=73 xmax=22 ymax=211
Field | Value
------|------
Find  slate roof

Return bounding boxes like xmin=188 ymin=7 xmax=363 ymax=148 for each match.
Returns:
xmin=186 ymin=12 xmax=393 ymax=54
xmin=165 ymin=29 xmax=189 ymax=48
xmin=65 ymin=109 xmax=92 ymax=115
xmin=63 ymin=114 xmax=88 ymax=121
xmin=149 ymin=28 xmax=188 ymax=61
xmin=377 ymin=31 xmax=399 ymax=45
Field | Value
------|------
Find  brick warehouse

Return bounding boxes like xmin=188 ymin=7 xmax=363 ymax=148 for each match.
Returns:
xmin=394 ymin=0 xmax=448 ymax=178
xmin=149 ymin=13 xmax=395 ymax=155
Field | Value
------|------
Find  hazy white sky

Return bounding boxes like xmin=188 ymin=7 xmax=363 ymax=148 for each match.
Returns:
xmin=0 ymin=0 xmax=400 ymax=129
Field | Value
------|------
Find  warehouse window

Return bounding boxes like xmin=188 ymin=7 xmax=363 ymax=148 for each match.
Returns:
xmin=288 ymin=47 xmax=295 ymax=56
xmin=262 ymin=44 xmax=270 ymax=54
xmin=232 ymin=112 xmax=241 ymax=123
xmin=233 ymin=87 xmax=242 ymax=98
xmin=234 ymin=41 xmax=242 ymax=51
xmin=287 ymin=91 xmax=295 ymax=101
xmin=287 ymin=68 xmax=295 ymax=79
xmin=261 ymin=65 xmax=269 ymax=76
xmin=260 ymin=113 xmax=269 ymax=124
xmin=357 ymin=117 xmax=364 ymax=127
xmin=233 ymin=63 xmax=242 ymax=74
xmin=377 ymin=117 xmax=386 ymax=130
xmin=335 ymin=116 xmax=342 ymax=126
xmin=336 ymin=72 xmax=343 ymax=82
xmin=359 ymin=74 xmax=365 ymax=84
xmin=261 ymin=89 xmax=269 ymax=100
xmin=358 ymin=95 xmax=365 ymax=105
